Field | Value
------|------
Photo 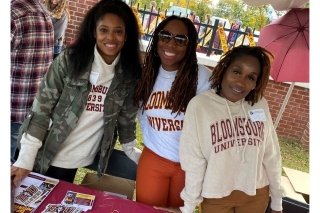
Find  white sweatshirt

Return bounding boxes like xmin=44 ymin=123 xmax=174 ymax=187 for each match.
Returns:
xmin=138 ymin=65 xmax=211 ymax=162
xmin=179 ymin=90 xmax=283 ymax=212
xmin=50 ymin=47 xmax=118 ymax=168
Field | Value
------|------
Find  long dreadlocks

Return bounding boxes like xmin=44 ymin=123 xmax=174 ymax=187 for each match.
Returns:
xmin=135 ymin=15 xmax=199 ymax=115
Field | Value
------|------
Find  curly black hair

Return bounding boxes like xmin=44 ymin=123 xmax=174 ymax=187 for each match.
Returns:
xmin=68 ymin=0 xmax=141 ymax=80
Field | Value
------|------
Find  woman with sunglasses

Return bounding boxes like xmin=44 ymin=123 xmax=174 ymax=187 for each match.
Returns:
xmin=134 ymin=15 xmax=211 ymax=209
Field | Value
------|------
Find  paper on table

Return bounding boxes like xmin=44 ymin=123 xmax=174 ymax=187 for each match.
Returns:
xmin=61 ymin=191 xmax=95 ymax=212
xmin=14 ymin=172 xmax=59 ymax=213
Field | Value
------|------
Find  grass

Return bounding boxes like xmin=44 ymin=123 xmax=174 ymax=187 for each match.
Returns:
xmin=279 ymin=137 xmax=309 ymax=173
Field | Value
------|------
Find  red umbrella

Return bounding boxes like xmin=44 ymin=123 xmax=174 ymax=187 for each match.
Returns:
xmin=258 ymin=8 xmax=309 ymax=128
xmin=258 ymin=8 xmax=309 ymax=83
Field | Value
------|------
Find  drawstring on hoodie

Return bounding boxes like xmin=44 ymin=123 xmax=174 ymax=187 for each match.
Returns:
xmin=224 ymin=99 xmax=240 ymax=154
xmin=224 ymin=99 xmax=249 ymax=163
xmin=241 ymin=100 xmax=249 ymax=163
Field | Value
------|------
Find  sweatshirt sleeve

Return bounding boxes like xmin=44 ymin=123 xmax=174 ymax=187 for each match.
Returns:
xmin=179 ymin=99 xmax=207 ymax=213
xmin=263 ymin=107 xmax=283 ymax=211
xmin=13 ymin=133 xmax=42 ymax=170
xmin=117 ymin=81 xmax=138 ymax=144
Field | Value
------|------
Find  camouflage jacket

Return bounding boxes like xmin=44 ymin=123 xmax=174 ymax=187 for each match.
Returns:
xmin=18 ymin=49 xmax=138 ymax=175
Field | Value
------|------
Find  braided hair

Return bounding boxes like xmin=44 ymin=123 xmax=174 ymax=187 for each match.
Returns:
xmin=135 ymin=15 xmax=199 ymax=114
xmin=210 ymin=45 xmax=273 ymax=105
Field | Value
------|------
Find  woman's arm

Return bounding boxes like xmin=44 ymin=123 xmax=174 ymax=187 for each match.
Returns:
xmin=117 ymin=81 xmax=141 ymax=163
xmin=11 ymin=53 xmax=68 ymax=185
xmin=263 ymin=102 xmax=283 ymax=212
xmin=179 ymin=99 xmax=207 ymax=213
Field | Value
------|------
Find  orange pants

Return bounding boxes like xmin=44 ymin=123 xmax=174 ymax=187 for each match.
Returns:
xmin=136 ymin=147 xmax=185 ymax=207
xmin=201 ymin=185 xmax=270 ymax=213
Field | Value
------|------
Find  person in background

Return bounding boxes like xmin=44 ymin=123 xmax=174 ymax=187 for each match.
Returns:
xmin=197 ymin=14 xmax=212 ymax=53
xmin=44 ymin=0 xmax=69 ymax=58
xmin=179 ymin=46 xmax=283 ymax=213
xmin=11 ymin=0 xmax=142 ymax=186
xmin=199 ymin=14 xmax=211 ymax=35
xmin=235 ymin=27 xmax=253 ymax=47
xmin=228 ymin=19 xmax=242 ymax=48
xmin=134 ymin=15 xmax=211 ymax=209
xmin=188 ymin=11 xmax=200 ymax=32
xmin=205 ymin=14 xmax=211 ymax=24
xmin=213 ymin=21 xmax=227 ymax=50
xmin=195 ymin=15 xmax=200 ymax=26
xmin=143 ymin=0 xmax=158 ymax=35
xmin=11 ymin=0 xmax=54 ymax=163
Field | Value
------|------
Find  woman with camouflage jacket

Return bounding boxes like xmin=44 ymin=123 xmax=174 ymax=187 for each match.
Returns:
xmin=11 ymin=0 xmax=142 ymax=185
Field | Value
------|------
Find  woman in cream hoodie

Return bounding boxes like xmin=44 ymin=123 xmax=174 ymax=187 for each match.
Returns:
xmin=179 ymin=46 xmax=283 ymax=213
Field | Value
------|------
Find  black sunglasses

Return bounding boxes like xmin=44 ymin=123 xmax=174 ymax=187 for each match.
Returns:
xmin=158 ymin=30 xmax=189 ymax=47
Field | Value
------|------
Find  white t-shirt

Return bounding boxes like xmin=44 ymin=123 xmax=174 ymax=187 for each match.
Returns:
xmin=138 ymin=64 xmax=211 ymax=162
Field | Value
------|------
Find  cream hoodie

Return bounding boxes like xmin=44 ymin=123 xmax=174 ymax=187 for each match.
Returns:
xmin=179 ymin=89 xmax=283 ymax=212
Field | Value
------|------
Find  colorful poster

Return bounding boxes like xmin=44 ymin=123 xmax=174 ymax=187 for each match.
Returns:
xmin=13 ymin=172 xmax=59 ymax=213
xmin=61 ymin=191 xmax=95 ymax=212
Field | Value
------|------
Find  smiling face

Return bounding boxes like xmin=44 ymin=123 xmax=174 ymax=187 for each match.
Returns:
xmin=95 ymin=13 xmax=126 ymax=64
xmin=157 ymin=19 xmax=188 ymax=71
xmin=220 ymin=55 xmax=260 ymax=102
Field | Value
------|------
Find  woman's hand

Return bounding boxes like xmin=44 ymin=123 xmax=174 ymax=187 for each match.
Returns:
xmin=122 ymin=140 xmax=142 ymax=164
xmin=11 ymin=165 xmax=30 ymax=188
xmin=153 ymin=206 xmax=182 ymax=213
